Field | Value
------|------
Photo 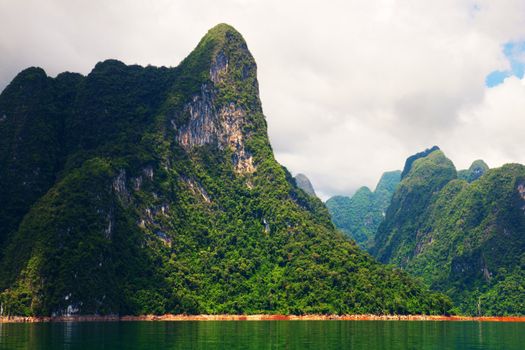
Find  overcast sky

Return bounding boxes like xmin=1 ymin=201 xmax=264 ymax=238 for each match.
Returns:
xmin=1 ymin=0 xmax=524 ymax=199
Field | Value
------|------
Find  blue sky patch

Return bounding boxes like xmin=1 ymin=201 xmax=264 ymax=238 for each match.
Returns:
xmin=486 ymin=41 xmax=525 ymax=87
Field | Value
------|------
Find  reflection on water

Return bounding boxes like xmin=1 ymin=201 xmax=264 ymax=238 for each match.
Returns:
xmin=1 ymin=320 xmax=524 ymax=349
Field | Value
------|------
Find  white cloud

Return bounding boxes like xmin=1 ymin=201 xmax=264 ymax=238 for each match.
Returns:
xmin=1 ymin=0 xmax=524 ymax=199
xmin=443 ymin=75 xmax=525 ymax=168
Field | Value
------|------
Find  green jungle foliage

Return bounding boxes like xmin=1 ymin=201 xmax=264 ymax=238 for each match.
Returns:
xmin=326 ymin=171 xmax=401 ymax=250
xmin=457 ymin=159 xmax=489 ymax=183
xmin=372 ymin=148 xmax=525 ymax=315
xmin=400 ymin=146 xmax=440 ymax=179
xmin=0 ymin=24 xmax=451 ymax=317
xmin=372 ymin=150 xmax=457 ymax=263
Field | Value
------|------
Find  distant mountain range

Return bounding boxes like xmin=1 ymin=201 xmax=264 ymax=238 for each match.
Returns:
xmin=326 ymin=171 xmax=401 ymax=250
xmin=328 ymin=146 xmax=524 ymax=315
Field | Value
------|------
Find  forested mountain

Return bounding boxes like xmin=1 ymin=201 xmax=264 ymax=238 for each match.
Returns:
xmin=372 ymin=148 xmax=525 ymax=315
xmin=326 ymin=171 xmax=400 ymax=249
xmin=372 ymin=148 xmax=457 ymax=263
xmin=0 ymin=24 xmax=451 ymax=317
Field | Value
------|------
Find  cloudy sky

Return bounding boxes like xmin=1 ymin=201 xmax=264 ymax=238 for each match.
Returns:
xmin=1 ymin=0 xmax=524 ymax=199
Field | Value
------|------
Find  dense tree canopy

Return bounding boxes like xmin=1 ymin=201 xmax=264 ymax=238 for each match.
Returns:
xmin=0 ymin=24 xmax=451 ymax=317
xmin=372 ymin=148 xmax=525 ymax=315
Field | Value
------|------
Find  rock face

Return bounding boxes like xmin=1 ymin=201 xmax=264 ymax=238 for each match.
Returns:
xmin=326 ymin=171 xmax=401 ymax=250
xmin=0 ymin=24 xmax=451 ymax=317
xmin=371 ymin=147 xmax=525 ymax=315
xmin=173 ymin=84 xmax=254 ymax=173
xmin=294 ymin=173 xmax=316 ymax=196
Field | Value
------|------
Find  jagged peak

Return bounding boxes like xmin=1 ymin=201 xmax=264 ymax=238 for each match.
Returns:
xmin=402 ymin=149 xmax=456 ymax=184
xmin=176 ymin=23 xmax=257 ymax=90
xmin=401 ymin=145 xmax=441 ymax=178
xmin=168 ymin=24 xmax=261 ymax=175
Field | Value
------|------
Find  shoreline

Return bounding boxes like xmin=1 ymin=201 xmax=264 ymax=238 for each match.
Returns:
xmin=1 ymin=314 xmax=525 ymax=323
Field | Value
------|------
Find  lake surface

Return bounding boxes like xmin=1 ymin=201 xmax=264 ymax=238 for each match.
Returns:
xmin=1 ymin=320 xmax=524 ymax=349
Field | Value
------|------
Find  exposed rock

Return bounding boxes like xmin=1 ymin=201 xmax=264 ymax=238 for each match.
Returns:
xmin=210 ymin=50 xmax=228 ymax=84
xmin=518 ymin=183 xmax=525 ymax=201
xmin=518 ymin=182 xmax=525 ymax=211
xmin=174 ymin=85 xmax=219 ymax=149
xmin=112 ymin=169 xmax=130 ymax=203
xmin=64 ymin=304 xmax=79 ymax=317
xmin=143 ymin=166 xmax=154 ymax=180
xmin=154 ymin=230 xmax=172 ymax=247
xmin=183 ymin=177 xmax=211 ymax=203
xmin=132 ymin=176 xmax=142 ymax=191
xmin=104 ymin=208 xmax=114 ymax=239
xmin=220 ymin=103 xmax=254 ymax=173
xmin=173 ymin=84 xmax=254 ymax=174
xmin=172 ymin=40 xmax=256 ymax=174
xmin=263 ymin=218 xmax=270 ymax=233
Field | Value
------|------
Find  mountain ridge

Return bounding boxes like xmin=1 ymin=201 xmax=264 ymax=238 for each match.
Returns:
xmin=371 ymin=147 xmax=525 ymax=315
xmin=326 ymin=171 xmax=401 ymax=249
xmin=0 ymin=24 xmax=451 ymax=317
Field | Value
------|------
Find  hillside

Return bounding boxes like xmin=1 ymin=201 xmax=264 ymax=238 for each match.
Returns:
xmin=372 ymin=148 xmax=525 ymax=315
xmin=0 ymin=24 xmax=451 ymax=317
xmin=326 ymin=171 xmax=401 ymax=249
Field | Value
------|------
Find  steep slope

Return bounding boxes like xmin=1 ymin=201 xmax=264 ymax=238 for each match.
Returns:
xmin=457 ymin=160 xmax=489 ymax=183
xmin=372 ymin=148 xmax=525 ymax=315
xmin=406 ymin=164 xmax=525 ymax=315
xmin=372 ymin=149 xmax=457 ymax=264
xmin=400 ymin=145 xmax=440 ymax=178
xmin=0 ymin=24 xmax=451 ymax=317
xmin=294 ymin=173 xmax=316 ymax=197
xmin=0 ymin=68 xmax=82 ymax=248
xmin=326 ymin=171 xmax=401 ymax=249
xmin=374 ymin=171 xmax=403 ymax=209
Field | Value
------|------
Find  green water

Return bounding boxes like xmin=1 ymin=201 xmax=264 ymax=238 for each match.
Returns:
xmin=1 ymin=321 xmax=524 ymax=349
